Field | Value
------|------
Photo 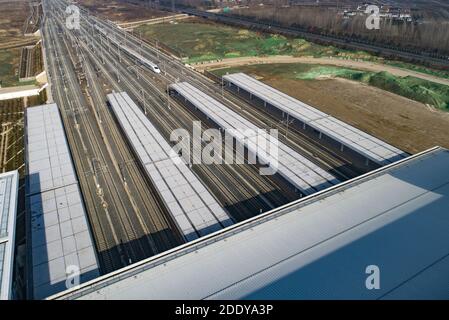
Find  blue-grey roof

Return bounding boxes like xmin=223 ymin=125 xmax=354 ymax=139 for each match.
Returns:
xmin=49 ymin=147 xmax=449 ymax=300
xmin=0 ymin=170 xmax=19 ymax=300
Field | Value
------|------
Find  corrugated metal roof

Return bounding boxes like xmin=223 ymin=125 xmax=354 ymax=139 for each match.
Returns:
xmin=108 ymin=92 xmax=233 ymax=242
xmin=50 ymin=147 xmax=449 ymax=300
xmin=0 ymin=170 xmax=19 ymax=300
xmin=25 ymin=104 xmax=100 ymax=300
xmin=223 ymin=72 xmax=408 ymax=166
xmin=170 ymin=82 xmax=339 ymax=195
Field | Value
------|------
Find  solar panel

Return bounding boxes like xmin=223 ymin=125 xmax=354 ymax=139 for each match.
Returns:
xmin=223 ymin=73 xmax=408 ymax=165
xmin=108 ymin=92 xmax=233 ymax=242
xmin=26 ymin=104 xmax=100 ymax=300
xmin=169 ymin=82 xmax=339 ymax=196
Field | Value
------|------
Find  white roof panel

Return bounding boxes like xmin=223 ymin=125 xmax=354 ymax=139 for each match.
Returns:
xmin=26 ymin=104 xmax=100 ymax=300
xmin=26 ymin=104 xmax=77 ymax=195
xmin=108 ymin=92 xmax=233 ymax=241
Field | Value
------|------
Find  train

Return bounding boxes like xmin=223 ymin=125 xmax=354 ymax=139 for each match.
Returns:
xmin=94 ymin=25 xmax=161 ymax=74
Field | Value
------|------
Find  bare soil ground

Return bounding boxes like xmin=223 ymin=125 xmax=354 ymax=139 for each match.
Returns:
xmin=216 ymin=65 xmax=449 ymax=154
xmin=0 ymin=0 xmax=30 ymax=43
xmin=75 ymin=0 xmax=169 ymax=23
xmin=272 ymin=77 xmax=449 ymax=154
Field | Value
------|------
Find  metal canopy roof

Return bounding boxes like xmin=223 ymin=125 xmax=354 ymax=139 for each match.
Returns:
xmin=108 ymin=92 xmax=233 ymax=242
xmin=51 ymin=147 xmax=449 ymax=300
xmin=223 ymin=72 xmax=408 ymax=166
xmin=0 ymin=170 xmax=19 ymax=300
xmin=26 ymin=104 xmax=100 ymax=299
xmin=170 ymin=82 xmax=339 ymax=195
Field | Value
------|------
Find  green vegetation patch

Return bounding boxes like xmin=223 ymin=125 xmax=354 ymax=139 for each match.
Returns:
xmin=294 ymin=66 xmax=368 ymax=81
xmin=212 ymin=63 xmax=449 ymax=111
xmin=0 ymin=49 xmax=21 ymax=87
xmin=366 ymin=72 xmax=449 ymax=110
xmin=138 ymin=22 xmax=304 ymax=63
xmin=137 ymin=20 xmax=449 ymax=82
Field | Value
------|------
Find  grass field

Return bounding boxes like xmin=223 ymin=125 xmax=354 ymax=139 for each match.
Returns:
xmin=136 ymin=19 xmax=449 ymax=79
xmin=213 ymin=63 xmax=449 ymax=111
xmin=0 ymin=48 xmax=21 ymax=87
xmin=137 ymin=21 xmax=296 ymax=63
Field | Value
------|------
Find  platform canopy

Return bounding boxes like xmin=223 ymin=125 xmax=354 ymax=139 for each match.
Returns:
xmin=170 ymin=82 xmax=340 ymax=196
xmin=26 ymin=104 xmax=99 ymax=299
xmin=223 ymin=72 xmax=408 ymax=166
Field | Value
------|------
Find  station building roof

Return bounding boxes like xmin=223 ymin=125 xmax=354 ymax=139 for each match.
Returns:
xmin=49 ymin=146 xmax=449 ymax=300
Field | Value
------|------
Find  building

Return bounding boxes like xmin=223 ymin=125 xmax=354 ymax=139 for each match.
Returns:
xmin=49 ymin=147 xmax=449 ymax=300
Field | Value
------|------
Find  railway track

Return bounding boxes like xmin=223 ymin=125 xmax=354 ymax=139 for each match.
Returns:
xmin=45 ymin=16 xmax=184 ymax=271
xmin=75 ymin=36 xmax=183 ymax=253
xmin=45 ymin=0 xmax=374 ymax=261
xmin=44 ymin=14 xmax=184 ymax=273
xmin=80 ymin=11 xmax=363 ymax=181
xmin=60 ymin=0 xmax=354 ymax=208
xmin=44 ymin=19 xmax=121 ymax=272
xmin=69 ymin=10 xmax=298 ymax=221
